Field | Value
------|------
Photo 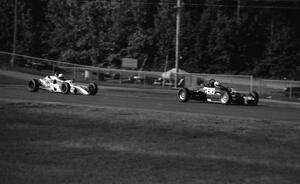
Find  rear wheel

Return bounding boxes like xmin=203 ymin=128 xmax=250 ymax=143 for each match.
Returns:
xmin=177 ymin=88 xmax=190 ymax=102
xmin=235 ymin=95 xmax=245 ymax=105
xmin=88 ymin=82 xmax=98 ymax=95
xmin=28 ymin=79 xmax=39 ymax=92
xmin=220 ymin=90 xmax=231 ymax=105
xmin=247 ymin=91 xmax=259 ymax=106
xmin=61 ymin=82 xmax=70 ymax=94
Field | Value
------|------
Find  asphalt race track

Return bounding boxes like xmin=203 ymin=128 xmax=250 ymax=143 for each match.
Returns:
xmin=0 ymin=83 xmax=299 ymax=123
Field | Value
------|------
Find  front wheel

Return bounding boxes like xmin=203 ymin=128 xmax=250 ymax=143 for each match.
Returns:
xmin=28 ymin=79 xmax=39 ymax=92
xmin=88 ymin=82 xmax=98 ymax=95
xmin=61 ymin=82 xmax=70 ymax=94
xmin=177 ymin=88 xmax=190 ymax=102
xmin=220 ymin=90 xmax=232 ymax=105
xmin=247 ymin=91 xmax=259 ymax=106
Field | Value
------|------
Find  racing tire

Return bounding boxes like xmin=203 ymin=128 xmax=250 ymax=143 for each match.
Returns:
xmin=28 ymin=79 xmax=39 ymax=92
xmin=247 ymin=91 xmax=259 ymax=106
xmin=220 ymin=90 xmax=232 ymax=105
xmin=61 ymin=82 xmax=70 ymax=94
xmin=177 ymin=88 xmax=190 ymax=102
xmin=235 ymin=96 xmax=245 ymax=105
xmin=73 ymin=88 xmax=77 ymax=95
xmin=88 ymin=82 xmax=98 ymax=95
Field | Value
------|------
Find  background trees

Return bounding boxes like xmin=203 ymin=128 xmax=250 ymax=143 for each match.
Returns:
xmin=0 ymin=0 xmax=33 ymax=54
xmin=0 ymin=0 xmax=299 ymax=79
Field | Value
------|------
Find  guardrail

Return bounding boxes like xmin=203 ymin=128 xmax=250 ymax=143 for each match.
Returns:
xmin=1 ymin=51 xmax=299 ymax=101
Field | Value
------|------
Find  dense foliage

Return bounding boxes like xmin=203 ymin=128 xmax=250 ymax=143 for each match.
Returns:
xmin=1 ymin=0 xmax=300 ymax=79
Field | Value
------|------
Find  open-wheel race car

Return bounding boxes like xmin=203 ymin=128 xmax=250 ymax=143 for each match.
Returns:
xmin=28 ymin=73 xmax=98 ymax=95
xmin=177 ymin=79 xmax=259 ymax=105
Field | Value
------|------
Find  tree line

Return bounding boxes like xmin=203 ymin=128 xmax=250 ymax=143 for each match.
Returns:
xmin=1 ymin=0 xmax=300 ymax=79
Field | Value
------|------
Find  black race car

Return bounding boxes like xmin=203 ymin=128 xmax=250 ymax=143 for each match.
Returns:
xmin=177 ymin=79 xmax=259 ymax=105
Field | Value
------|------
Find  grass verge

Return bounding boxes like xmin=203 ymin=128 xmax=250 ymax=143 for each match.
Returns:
xmin=0 ymin=101 xmax=299 ymax=184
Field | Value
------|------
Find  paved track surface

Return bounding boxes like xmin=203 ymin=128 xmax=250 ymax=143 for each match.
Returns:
xmin=0 ymin=83 xmax=299 ymax=122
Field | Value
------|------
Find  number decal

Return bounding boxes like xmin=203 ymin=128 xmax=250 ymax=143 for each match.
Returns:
xmin=205 ymin=88 xmax=215 ymax=95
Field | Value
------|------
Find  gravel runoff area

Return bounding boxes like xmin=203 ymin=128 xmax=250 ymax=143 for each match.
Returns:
xmin=0 ymin=99 xmax=299 ymax=184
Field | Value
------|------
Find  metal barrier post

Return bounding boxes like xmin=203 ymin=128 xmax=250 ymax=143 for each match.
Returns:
xmin=289 ymin=82 xmax=292 ymax=99
xmin=73 ymin=66 xmax=76 ymax=80
xmin=52 ymin=62 xmax=55 ymax=73
xmin=261 ymin=80 xmax=265 ymax=97
xmin=250 ymin=75 xmax=253 ymax=92
xmin=258 ymin=79 xmax=262 ymax=95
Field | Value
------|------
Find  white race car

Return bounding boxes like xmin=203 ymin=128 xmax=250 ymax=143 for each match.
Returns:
xmin=28 ymin=74 xmax=98 ymax=95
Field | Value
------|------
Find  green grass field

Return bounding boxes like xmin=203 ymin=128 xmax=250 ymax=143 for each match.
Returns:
xmin=0 ymin=101 xmax=299 ymax=184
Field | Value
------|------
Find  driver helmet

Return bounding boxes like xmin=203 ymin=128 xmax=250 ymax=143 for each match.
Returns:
xmin=58 ymin=73 xmax=65 ymax=80
xmin=214 ymin=81 xmax=221 ymax=87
